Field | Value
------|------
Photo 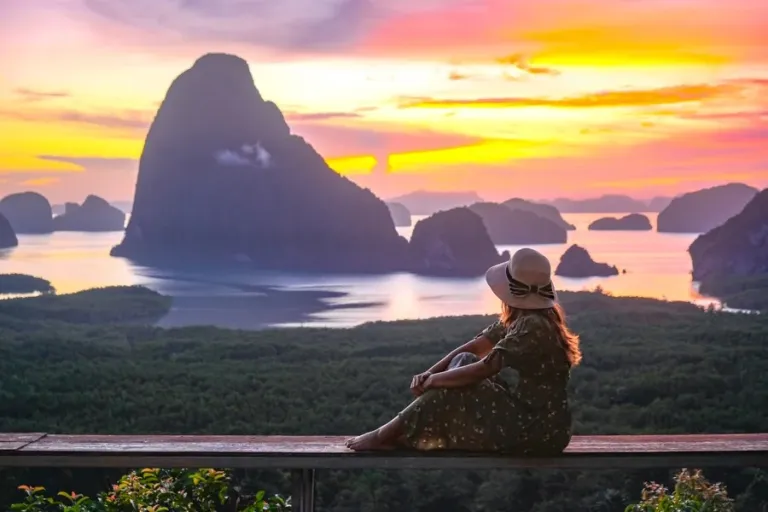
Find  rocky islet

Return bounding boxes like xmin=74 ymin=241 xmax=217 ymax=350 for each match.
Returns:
xmin=555 ymin=245 xmax=620 ymax=278
xmin=469 ymin=202 xmax=567 ymax=244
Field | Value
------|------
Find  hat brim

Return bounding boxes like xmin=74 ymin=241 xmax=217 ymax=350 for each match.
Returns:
xmin=485 ymin=261 xmax=557 ymax=310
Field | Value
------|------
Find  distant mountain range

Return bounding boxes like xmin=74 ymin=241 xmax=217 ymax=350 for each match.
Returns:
xmin=388 ymin=190 xmax=484 ymax=215
xmin=544 ymin=195 xmax=672 ymax=213
xmin=53 ymin=200 xmax=132 ymax=216
xmin=387 ymin=192 xmax=672 ymax=215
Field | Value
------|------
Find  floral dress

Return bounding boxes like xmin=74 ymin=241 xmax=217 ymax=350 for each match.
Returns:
xmin=398 ymin=314 xmax=573 ymax=454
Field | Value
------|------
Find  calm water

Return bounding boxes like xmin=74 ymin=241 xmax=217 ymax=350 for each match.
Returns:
xmin=0 ymin=213 xmax=717 ymax=327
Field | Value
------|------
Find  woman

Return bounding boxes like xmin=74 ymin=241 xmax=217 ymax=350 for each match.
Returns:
xmin=346 ymin=247 xmax=581 ymax=454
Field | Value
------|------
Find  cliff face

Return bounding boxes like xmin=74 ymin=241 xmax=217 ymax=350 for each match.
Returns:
xmin=469 ymin=202 xmax=567 ymax=244
xmin=689 ymin=188 xmax=768 ymax=281
xmin=588 ymin=214 xmax=652 ymax=231
xmin=502 ymin=198 xmax=575 ymax=231
xmin=0 ymin=192 xmax=53 ymax=234
xmin=657 ymin=183 xmax=757 ymax=233
xmin=409 ymin=208 xmax=507 ymax=276
xmin=386 ymin=202 xmax=412 ymax=227
xmin=0 ymin=213 xmax=18 ymax=249
xmin=111 ymin=53 xmax=408 ymax=272
xmin=53 ymin=195 xmax=126 ymax=232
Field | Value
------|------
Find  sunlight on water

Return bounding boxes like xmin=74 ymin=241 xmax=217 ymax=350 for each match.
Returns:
xmin=0 ymin=213 xmax=718 ymax=327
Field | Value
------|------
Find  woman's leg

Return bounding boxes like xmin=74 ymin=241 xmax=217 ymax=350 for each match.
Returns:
xmin=346 ymin=353 xmax=479 ymax=451
xmin=447 ymin=352 xmax=478 ymax=369
xmin=345 ymin=415 xmax=404 ymax=451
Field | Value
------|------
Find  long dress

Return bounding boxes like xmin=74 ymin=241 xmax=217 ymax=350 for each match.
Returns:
xmin=397 ymin=314 xmax=574 ymax=454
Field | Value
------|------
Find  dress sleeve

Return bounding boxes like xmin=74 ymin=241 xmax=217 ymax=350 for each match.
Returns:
xmin=477 ymin=320 xmax=506 ymax=344
xmin=483 ymin=316 xmax=542 ymax=370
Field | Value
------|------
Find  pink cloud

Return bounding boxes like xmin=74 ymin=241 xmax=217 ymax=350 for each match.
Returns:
xmin=292 ymin=122 xmax=482 ymax=159
xmin=348 ymin=123 xmax=768 ymax=200
xmin=14 ymin=88 xmax=71 ymax=102
xmin=399 ymin=83 xmax=737 ymax=109
xmin=0 ymin=107 xmax=152 ymax=135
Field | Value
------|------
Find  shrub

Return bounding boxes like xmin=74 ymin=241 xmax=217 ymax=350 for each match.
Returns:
xmin=11 ymin=468 xmax=289 ymax=511
xmin=625 ymin=469 xmax=734 ymax=512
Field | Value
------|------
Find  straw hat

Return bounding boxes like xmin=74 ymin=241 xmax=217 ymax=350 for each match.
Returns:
xmin=485 ymin=248 xmax=557 ymax=309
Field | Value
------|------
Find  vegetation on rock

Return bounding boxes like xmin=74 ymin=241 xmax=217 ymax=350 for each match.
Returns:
xmin=556 ymin=244 xmax=620 ymax=277
xmin=699 ymin=274 xmax=768 ymax=312
xmin=0 ymin=285 xmax=170 ymax=324
xmin=689 ymin=188 xmax=768 ymax=282
xmin=503 ymin=197 xmax=575 ymax=231
xmin=408 ymin=207 xmax=506 ymax=275
xmin=0 ymin=274 xmax=54 ymax=295
xmin=657 ymin=183 xmax=757 ymax=234
xmin=588 ymin=214 xmax=652 ymax=231
xmin=0 ymin=191 xmax=54 ymax=234
xmin=469 ymin=202 xmax=567 ymax=244
xmin=0 ymin=212 xmax=18 ymax=249
xmin=53 ymin=195 xmax=126 ymax=232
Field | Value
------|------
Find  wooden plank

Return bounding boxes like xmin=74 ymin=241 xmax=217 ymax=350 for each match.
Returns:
xmin=0 ymin=433 xmax=46 ymax=452
xmin=15 ymin=434 xmax=768 ymax=453
xmin=0 ymin=434 xmax=766 ymax=470
xmin=564 ymin=434 xmax=768 ymax=453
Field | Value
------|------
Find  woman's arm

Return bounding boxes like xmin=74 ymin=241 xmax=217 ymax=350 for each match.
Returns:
xmin=425 ymin=335 xmax=496 ymax=374
xmin=426 ymin=355 xmax=502 ymax=389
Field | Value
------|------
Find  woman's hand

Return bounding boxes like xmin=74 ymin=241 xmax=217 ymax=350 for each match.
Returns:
xmin=423 ymin=374 xmax=436 ymax=392
xmin=410 ymin=371 xmax=432 ymax=396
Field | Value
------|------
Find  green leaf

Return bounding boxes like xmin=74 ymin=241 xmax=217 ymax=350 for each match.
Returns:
xmin=58 ymin=491 xmax=75 ymax=502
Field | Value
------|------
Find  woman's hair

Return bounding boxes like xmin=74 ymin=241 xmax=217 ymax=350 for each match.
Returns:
xmin=500 ymin=302 xmax=582 ymax=367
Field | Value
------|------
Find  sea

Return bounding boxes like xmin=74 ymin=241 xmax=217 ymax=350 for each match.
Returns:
xmin=0 ymin=212 xmax=719 ymax=328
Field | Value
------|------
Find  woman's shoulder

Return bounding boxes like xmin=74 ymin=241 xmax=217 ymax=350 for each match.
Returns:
xmin=481 ymin=313 xmax=551 ymax=342
xmin=479 ymin=319 xmax=507 ymax=342
xmin=510 ymin=313 xmax=551 ymax=335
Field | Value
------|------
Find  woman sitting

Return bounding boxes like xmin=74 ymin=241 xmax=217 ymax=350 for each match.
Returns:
xmin=346 ymin=247 xmax=581 ymax=454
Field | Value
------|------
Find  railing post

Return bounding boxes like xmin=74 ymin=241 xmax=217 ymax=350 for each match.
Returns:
xmin=291 ymin=468 xmax=315 ymax=512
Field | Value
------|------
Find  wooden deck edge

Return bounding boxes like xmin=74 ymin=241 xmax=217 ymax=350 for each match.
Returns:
xmin=1 ymin=433 xmax=767 ymax=470
xmin=1 ymin=452 xmax=767 ymax=470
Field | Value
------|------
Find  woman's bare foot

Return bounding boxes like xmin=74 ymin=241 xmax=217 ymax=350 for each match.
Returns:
xmin=345 ymin=429 xmax=394 ymax=451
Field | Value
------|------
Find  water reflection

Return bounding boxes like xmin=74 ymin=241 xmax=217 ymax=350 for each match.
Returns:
xmin=0 ymin=213 xmax=719 ymax=327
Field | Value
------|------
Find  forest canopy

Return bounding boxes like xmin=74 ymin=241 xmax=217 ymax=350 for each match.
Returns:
xmin=1 ymin=286 xmax=766 ymax=511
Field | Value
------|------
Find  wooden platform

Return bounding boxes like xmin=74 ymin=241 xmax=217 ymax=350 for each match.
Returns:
xmin=2 ymin=433 xmax=767 ymax=512
xmin=1 ymin=433 xmax=767 ymax=470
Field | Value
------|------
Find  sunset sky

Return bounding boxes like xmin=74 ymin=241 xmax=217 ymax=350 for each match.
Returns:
xmin=1 ymin=0 xmax=767 ymax=203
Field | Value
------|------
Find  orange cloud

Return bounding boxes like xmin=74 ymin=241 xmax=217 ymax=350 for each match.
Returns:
xmin=0 ymin=155 xmax=84 ymax=174
xmin=496 ymin=54 xmax=558 ymax=76
xmin=327 ymin=155 xmax=378 ymax=174
xmin=14 ymin=88 xmax=71 ymax=102
xmin=20 ymin=177 xmax=60 ymax=186
xmin=0 ymin=107 xmax=152 ymax=132
xmin=448 ymin=71 xmax=469 ymax=81
xmin=352 ymin=0 xmax=768 ymax=68
xmin=285 ymin=111 xmax=363 ymax=122
xmin=387 ymin=138 xmax=578 ymax=172
xmin=400 ymin=83 xmax=738 ymax=110
xmin=522 ymin=24 xmax=728 ymax=67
